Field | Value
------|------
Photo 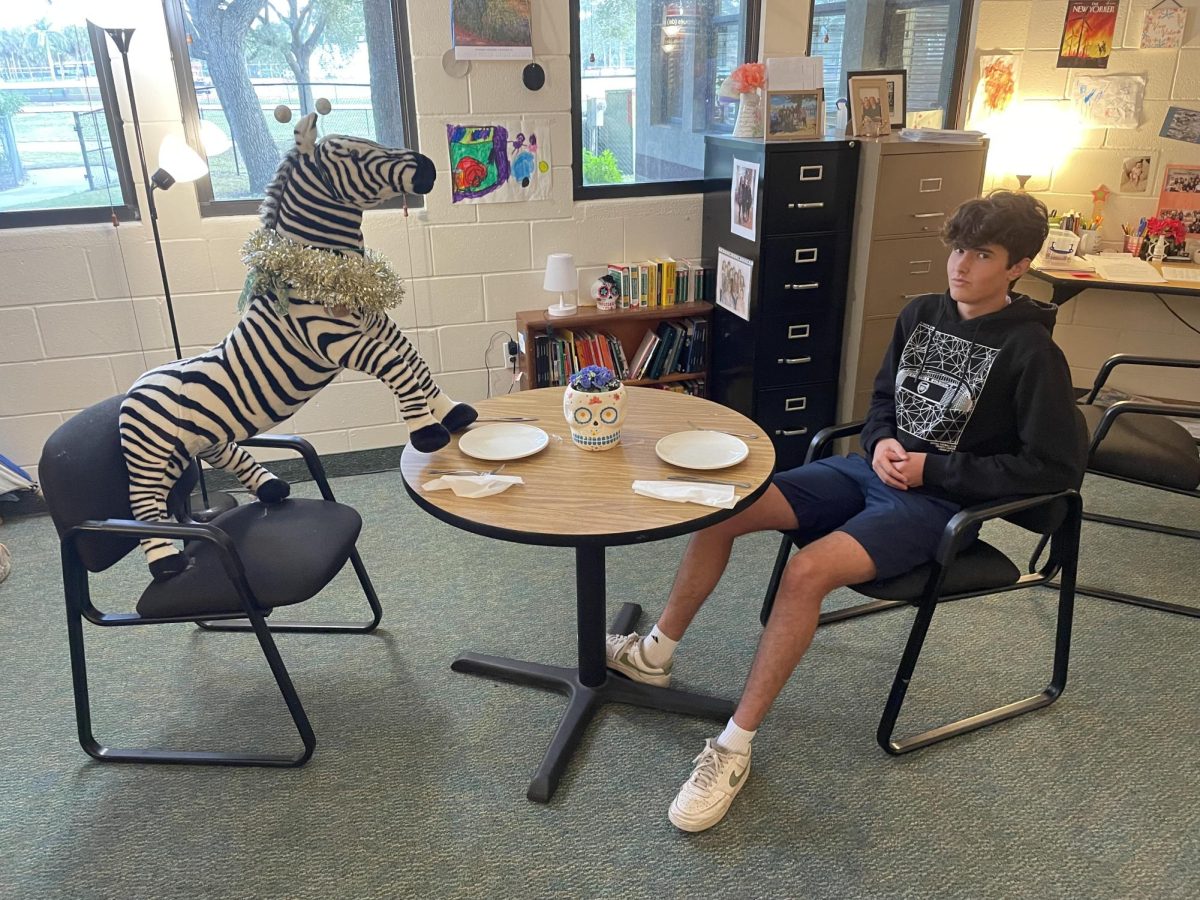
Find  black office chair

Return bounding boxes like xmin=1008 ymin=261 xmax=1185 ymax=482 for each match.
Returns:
xmin=1070 ymin=354 xmax=1200 ymax=617
xmin=760 ymin=421 xmax=1083 ymax=755
xmin=38 ymin=395 xmax=382 ymax=767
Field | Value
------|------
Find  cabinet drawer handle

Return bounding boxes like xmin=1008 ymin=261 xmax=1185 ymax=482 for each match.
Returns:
xmin=799 ymin=165 xmax=824 ymax=181
xmin=783 ymin=282 xmax=819 ymax=291
xmin=787 ymin=324 xmax=811 ymax=339
xmin=794 ymin=248 xmax=819 ymax=263
xmin=913 ymin=212 xmax=945 ymax=219
xmin=908 ymin=259 xmax=932 ymax=274
xmin=919 ymin=177 xmax=943 ymax=193
xmin=776 ymin=357 xmax=812 ymax=365
xmin=775 ymin=427 xmax=810 ymax=437
xmin=784 ymin=396 xmax=808 ymax=412
xmin=788 ymin=201 xmax=825 ymax=209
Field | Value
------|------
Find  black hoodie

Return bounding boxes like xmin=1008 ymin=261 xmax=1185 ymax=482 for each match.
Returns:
xmin=861 ymin=291 xmax=1087 ymax=505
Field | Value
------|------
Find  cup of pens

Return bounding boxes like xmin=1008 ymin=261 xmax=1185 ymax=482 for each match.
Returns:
xmin=1123 ymin=233 xmax=1139 ymax=255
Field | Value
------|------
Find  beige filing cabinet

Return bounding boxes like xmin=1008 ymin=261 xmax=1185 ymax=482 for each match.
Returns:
xmin=839 ymin=136 xmax=989 ymax=421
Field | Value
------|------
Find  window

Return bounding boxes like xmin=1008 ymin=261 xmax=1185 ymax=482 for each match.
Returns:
xmin=810 ymin=0 xmax=970 ymax=127
xmin=0 ymin=11 xmax=136 ymax=228
xmin=163 ymin=0 xmax=419 ymax=215
xmin=574 ymin=0 xmax=760 ymax=199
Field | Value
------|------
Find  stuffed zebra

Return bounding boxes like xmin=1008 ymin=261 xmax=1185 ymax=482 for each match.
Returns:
xmin=121 ymin=112 xmax=476 ymax=581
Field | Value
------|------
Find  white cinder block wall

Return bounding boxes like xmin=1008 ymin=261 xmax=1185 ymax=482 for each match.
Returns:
xmin=975 ymin=0 xmax=1200 ymax=399
xmin=0 ymin=0 xmax=716 ymax=479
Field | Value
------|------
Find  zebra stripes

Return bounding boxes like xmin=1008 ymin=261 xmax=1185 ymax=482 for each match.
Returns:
xmin=121 ymin=112 xmax=469 ymax=579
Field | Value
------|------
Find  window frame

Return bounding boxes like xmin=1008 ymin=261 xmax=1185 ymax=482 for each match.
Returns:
xmin=572 ymin=0 xmax=763 ymax=202
xmin=161 ymin=0 xmax=423 ymax=217
xmin=805 ymin=0 xmax=973 ymax=128
xmin=0 ymin=22 xmax=139 ymax=230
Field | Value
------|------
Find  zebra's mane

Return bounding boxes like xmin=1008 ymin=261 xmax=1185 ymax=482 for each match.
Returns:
xmin=258 ymin=146 xmax=302 ymax=230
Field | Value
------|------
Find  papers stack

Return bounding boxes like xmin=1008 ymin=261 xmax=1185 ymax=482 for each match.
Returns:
xmin=899 ymin=128 xmax=985 ymax=144
xmin=1089 ymin=256 xmax=1168 ymax=284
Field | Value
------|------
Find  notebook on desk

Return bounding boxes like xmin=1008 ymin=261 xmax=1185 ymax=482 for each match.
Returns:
xmin=1089 ymin=257 xmax=1168 ymax=283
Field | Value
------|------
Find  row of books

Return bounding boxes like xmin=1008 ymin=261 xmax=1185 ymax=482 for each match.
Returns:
xmin=649 ymin=378 xmax=706 ymax=398
xmin=627 ymin=317 xmax=709 ymax=381
xmin=606 ymin=258 xmax=715 ymax=309
xmin=529 ymin=317 xmax=709 ymax=388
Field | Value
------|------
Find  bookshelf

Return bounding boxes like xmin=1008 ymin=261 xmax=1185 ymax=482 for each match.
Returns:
xmin=515 ymin=301 xmax=714 ymax=392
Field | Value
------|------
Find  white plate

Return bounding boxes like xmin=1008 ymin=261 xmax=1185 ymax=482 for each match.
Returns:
xmin=457 ymin=423 xmax=549 ymax=461
xmin=655 ymin=430 xmax=749 ymax=471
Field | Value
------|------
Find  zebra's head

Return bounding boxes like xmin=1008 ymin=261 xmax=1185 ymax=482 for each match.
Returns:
xmin=297 ymin=112 xmax=436 ymax=208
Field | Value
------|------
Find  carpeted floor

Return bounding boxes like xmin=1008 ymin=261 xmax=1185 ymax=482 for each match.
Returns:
xmin=0 ymin=468 xmax=1196 ymax=899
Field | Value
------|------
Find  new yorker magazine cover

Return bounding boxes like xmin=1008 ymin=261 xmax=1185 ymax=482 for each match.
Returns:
xmin=1057 ymin=1 xmax=1119 ymax=69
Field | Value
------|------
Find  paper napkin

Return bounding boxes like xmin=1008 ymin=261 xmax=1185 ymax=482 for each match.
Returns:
xmin=632 ymin=480 xmax=737 ymax=509
xmin=422 ymin=474 xmax=524 ymax=497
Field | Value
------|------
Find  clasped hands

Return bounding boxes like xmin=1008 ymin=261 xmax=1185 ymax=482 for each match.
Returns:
xmin=872 ymin=438 xmax=926 ymax=490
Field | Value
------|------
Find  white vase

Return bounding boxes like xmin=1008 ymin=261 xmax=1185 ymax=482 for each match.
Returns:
xmin=732 ymin=92 xmax=763 ymax=139
xmin=563 ymin=385 xmax=626 ymax=451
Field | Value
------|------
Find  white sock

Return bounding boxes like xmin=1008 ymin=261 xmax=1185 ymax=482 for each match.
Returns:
xmin=639 ymin=625 xmax=677 ymax=669
xmin=716 ymin=719 xmax=756 ymax=756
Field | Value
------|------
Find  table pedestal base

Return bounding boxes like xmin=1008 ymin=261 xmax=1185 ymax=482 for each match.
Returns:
xmin=452 ymin=601 xmax=735 ymax=803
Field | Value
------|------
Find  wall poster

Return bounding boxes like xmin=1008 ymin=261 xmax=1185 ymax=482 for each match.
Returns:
xmin=452 ymin=0 xmax=533 ymax=61
xmin=1156 ymin=165 xmax=1200 ymax=236
xmin=1140 ymin=5 xmax=1187 ymax=49
xmin=447 ymin=120 xmax=551 ymax=204
xmin=1057 ymin=1 xmax=1119 ymax=68
xmin=1069 ymin=72 xmax=1144 ymax=129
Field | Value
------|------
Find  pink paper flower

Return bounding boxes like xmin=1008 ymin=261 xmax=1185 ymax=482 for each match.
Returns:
xmin=730 ymin=62 xmax=766 ymax=94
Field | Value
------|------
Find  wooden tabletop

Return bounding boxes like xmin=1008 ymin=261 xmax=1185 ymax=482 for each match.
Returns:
xmin=1028 ymin=258 xmax=1200 ymax=305
xmin=400 ymin=387 xmax=776 ymax=547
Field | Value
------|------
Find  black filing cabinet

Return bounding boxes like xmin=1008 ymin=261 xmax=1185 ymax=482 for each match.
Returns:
xmin=703 ymin=136 xmax=859 ymax=471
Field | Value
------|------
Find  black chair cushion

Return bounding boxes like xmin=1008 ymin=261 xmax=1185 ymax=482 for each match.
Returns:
xmin=852 ymin=539 xmax=1020 ymax=603
xmin=1081 ymin=404 xmax=1200 ymax=491
xmin=137 ymin=498 xmax=362 ymax=618
xmin=39 ymin=395 xmax=196 ymax=573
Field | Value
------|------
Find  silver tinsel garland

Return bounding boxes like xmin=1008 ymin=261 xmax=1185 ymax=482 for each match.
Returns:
xmin=238 ymin=228 xmax=406 ymax=316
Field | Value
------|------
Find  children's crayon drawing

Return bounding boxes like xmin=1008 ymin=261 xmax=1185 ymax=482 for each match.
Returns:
xmin=446 ymin=120 xmax=551 ymax=204
xmin=1069 ymin=72 xmax=1144 ymax=129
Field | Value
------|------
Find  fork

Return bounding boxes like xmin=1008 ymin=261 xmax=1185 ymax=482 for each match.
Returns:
xmin=667 ymin=474 xmax=751 ymax=488
xmin=687 ymin=420 xmax=760 ymax=440
xmin=427 ymin=464 xmax=507 ymax=476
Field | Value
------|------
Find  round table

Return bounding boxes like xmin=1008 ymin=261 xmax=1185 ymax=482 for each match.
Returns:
xmin=401 ymin=387 xmax=775 ymax=802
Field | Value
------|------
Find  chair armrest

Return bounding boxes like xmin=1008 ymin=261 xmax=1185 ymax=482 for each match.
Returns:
xmin=934 ymin=490 xmax=1081 ymax=568
xmin=804 ymin=420 xmax=867 ymax=465
xmin=237 ymin=434 xmax=337 ymax=501
xmin=1090 ymin=400 xmax=1200 ymax=454
xmin=65 ymin=519 xmax=260 ymax=616
xmin=1085 ymin=355 xmax=1200 ymax=404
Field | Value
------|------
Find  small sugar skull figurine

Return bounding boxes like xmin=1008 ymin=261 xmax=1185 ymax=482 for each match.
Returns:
xmin=590 ymin=274 xmax=619 ymax=311
xmin=563 ymin=365 xmax=625 ymax=451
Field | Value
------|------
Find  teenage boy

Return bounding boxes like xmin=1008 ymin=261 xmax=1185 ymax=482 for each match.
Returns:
xmin=606 ymin=191 xmax=1087 ymax=833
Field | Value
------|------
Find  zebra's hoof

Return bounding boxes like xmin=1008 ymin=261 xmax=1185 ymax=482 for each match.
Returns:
xmin=409 ymin=422 xmax=451 ymax=453
xmin=150 ymin=553 xmax=189 ymax=582
xmin=441 ymin=403 xmax=478 ymax=433
xmin=256 ymin=478 xmax=291 ymax=504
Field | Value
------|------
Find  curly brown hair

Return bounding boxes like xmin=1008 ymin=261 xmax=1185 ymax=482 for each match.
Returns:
xmin=942 ymin=190 xmax=1049 ymax=266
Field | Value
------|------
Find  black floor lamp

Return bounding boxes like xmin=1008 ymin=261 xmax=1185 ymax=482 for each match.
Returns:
xmin=99 ymin=24 xmax=236 ymax=521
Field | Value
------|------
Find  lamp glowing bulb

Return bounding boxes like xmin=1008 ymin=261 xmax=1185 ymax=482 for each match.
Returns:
xmin=198 ymin=120 xmax=232 ymax=156
xmin=156 ymin=134 xmax=208 ymax=184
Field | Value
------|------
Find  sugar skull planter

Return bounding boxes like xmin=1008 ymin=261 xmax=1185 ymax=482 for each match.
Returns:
xmin=564 ymin=365 xmax=626 ymax=451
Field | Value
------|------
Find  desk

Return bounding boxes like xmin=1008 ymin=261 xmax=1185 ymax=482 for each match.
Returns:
xmin=400 ymin=387 xmax=775 ymax=802
xmin=1028 ymin=259 xmax=1200 ymax=306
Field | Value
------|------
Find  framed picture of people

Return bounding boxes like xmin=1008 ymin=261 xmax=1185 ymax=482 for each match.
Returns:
xmin=848 ymin=70 xmax=906 ymax=130
xmin=847 ymin=75 xmax=891 ymax=137
xmin=716 ymin=247 xmax=753 ymax=322
xmin=765 ymin=89 xmax=824 ymax=142
xmin=729 ymin=158 xmax=759 ymax=241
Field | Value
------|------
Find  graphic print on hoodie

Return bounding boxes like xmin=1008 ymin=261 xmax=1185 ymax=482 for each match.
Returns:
xmin=895 ymin=322 xmax=1000 ymax=452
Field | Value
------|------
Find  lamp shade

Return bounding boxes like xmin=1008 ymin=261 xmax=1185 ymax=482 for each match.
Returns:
xmin=198 ymin=119 xmax=233 ymax=156
xmin=543 ymin=253 xmax=577 ymax=292
xmin=157 ymin=134 xmax=208 ymax=183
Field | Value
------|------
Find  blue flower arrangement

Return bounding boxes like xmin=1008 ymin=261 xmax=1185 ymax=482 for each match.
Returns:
xmin=568 ymin=365 xmax=621 ymax=392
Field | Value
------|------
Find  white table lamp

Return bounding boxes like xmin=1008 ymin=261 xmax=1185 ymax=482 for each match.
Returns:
xmin=544 ymin=252 xmax=578 ymax=317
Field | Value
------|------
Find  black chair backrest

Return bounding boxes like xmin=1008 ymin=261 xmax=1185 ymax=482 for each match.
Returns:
xmin=39 ymin=395 xmax=196 ymax=573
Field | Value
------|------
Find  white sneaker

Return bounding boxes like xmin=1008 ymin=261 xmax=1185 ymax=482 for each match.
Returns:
xmin=604 ymin=632 xmax=672 ymax=687
xmin=668 ymin=738 xmax=751 ymax=833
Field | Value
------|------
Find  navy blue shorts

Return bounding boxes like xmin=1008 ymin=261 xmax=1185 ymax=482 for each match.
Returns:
xmin=771 ymin=454 xmax=966 ymax=581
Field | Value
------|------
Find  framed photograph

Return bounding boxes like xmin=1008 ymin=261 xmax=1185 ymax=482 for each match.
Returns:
xmin=846 ymin=76 xmax=891 ymax=137
xmin=1118 ymin=154 xmax=1154 ymax=194
xmin=848 ymin=69 xmax=906 ymax=130
xmin=716 ymin=247 xmax=753 ymax=322
xmin=729 ymin=158 xmax=759 ymax=241
xmin=765 ymin=89 xmax=824 ymax=142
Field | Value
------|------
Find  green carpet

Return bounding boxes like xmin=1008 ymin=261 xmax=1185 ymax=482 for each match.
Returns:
xmin=0 ymin=470 xmax=1196 ymax=899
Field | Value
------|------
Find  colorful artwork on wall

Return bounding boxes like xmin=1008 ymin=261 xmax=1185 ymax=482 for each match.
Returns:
xmin=1057 ymin=1 xmax=1119 ymax=69
xmin=977 ymin=54 xmax=1020 ymax=117
xmin=446 ymin=121 xmax=551 ymax=204
xmin=1139 ymin=5 xmax=1187 ymax=49
xmin=451 ymin=0 xmax=533 ymax=61
xmin=1069 ymin=73 xmax=1144 ymax=129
